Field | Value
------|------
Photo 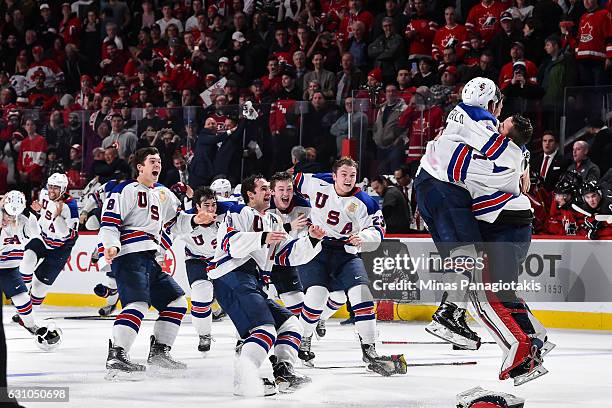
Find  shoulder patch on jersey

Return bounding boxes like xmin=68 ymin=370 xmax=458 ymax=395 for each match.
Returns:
xmin=217 ymin=200 xmax=235 ymax=214
xmin=353 ymin=190 xmax=380 ymax=215
xmin=458 ymin=102 xmax=498 ymax=125
xmin=313 ymin=173 xmax=333 ymax=184
xmin=185 ymin=207 xmax=196 ymax=215
xmin=104 ymin=180 xmax=118 ymax=193
xmin=291 ymin=194 xmax=311 ymax=208
xmin=65 ymin=197 xmax=79 ymax=218
xmin=111 ymin=180 xmax=137 ymax=193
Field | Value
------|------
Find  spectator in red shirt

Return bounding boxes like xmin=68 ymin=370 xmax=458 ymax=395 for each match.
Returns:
xmin=498 ymin=41 xmax=538 ymax=90
xmin=465 ymin=0 xmax=506 ymax=45
xmin=432 ymin=6 xmax=470 ymax=63
xmin=100 ymin=42 xmax=130 ymax=76
xmin=575 ymin=0 xmax=612 ymax=86
xmin=261 ymin=57 xmax=283 ymax=96
xmin=339 ymin=0 xmax=374 ymax=41
xmin=18 ymin=119 xmax=48 ymax=191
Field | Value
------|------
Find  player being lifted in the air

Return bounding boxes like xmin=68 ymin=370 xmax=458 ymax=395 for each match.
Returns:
xmin=208 ymin=175 xmax=325 ymax=396
xmin=165 ymin=186 xmax=234 ymax=353
xmin=100 ymin=147 xmax=188 ymax=379
xmin=294 ymin=157 xmax=407 ymax=376
xmin=19 ymin=173 xmax=79 ymax=310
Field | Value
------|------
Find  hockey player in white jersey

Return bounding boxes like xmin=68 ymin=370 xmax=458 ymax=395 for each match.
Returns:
xmin=100 ymin=147 xmax=188 ymax=379
xmin=267 ymin=172 xmax=311 ymax=317
xmin=415 ymin=77 xmax=525 ymax=350
xmin=165 ymin=186 xmax=233 ymax=353
xmin=209 ymin=174 xmax=325 ymax=396
xmin=0 ymin=191 xmax=61 ymax=349
xmin=19 ymin=173 xmax=79 ymax=309
xmin=211 ymin=178 xmax=234 ymax=201
xmin=293 ymin=157 xmax=407 ymax=376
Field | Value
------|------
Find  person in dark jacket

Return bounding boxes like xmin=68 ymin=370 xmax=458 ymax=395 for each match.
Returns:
xmin=188 ymin=117 xmax=218 ymax=188
xmin=371 ymin=175 xmax=412 ymax=234
xmin=290 ymin=145 xmax=326 ymax=174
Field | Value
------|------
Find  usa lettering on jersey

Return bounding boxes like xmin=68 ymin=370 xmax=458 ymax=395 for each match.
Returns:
xmin=37 ymin=189 xmax=79 ymax=249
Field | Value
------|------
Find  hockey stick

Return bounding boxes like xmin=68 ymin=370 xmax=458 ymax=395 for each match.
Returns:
xmin=382 ymin=340 xmax=496 ymax=345
xmin=314 ymin=361 xmax=477 ymax=369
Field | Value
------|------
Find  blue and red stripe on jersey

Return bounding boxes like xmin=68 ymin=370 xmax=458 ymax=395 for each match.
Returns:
xmin=101 ymin=211 xmax=122 ymax=228
xmin=119 ymin=230 xmax=156 ymax=246
xmin=221 ymin=227 xmax=238 ymax=256
xmin=0 ymin=249 xmax=24 ymax=261
xmin=447 ymin=143 xmax=473 ymax=183
xmin=482 ymin=132 xmax=510 ymax=161
xmin=472 ymin=191 xmax=516 ymax=216
xmin=274 ymin=239 xmax=297 ymax=266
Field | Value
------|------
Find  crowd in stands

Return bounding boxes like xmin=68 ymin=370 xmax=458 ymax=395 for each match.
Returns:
xmin=0 ymin=0 xmax=610 ymax=238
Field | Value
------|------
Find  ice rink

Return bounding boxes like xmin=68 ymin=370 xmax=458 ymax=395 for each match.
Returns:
xmin=5 ymin=306 xmax=612 ymax=407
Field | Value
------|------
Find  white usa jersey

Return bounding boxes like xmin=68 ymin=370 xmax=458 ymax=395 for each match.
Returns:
xmin=167 ymin=201 xmax=234 ymax=261
xmin=267 ymin=195 xmax=311 ymax=238
xmin=420 ymin=102 xmax=524 ymax=195
xmin=82 ymin=180 xmax=122 ymax=214
xmin=208 ymin=203 xmax=322 ymax=279
xmin=37 ymin=190 xmax=79 ymax=249
xmin=100 ymin=180 xmax=166 ymax=257
xmin=0 ymin=213 xmax=39 ymax=269
xmin=293 ymin=172 xmax=384 ymax=253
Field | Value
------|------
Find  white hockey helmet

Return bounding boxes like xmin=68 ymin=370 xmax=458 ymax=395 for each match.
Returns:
xmin=461 ymin=77 xmax=501 ymax=110
xmin=3 ymin=190 xmax=26 ymax=216
xmin=211 ymin=178 xmax=232 ymax=198
xmin=47 ymin=172 xmax=69 ymax=195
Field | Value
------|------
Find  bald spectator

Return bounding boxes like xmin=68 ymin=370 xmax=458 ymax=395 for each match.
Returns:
xmin=566 ymin=140 xmax=600 ymax=182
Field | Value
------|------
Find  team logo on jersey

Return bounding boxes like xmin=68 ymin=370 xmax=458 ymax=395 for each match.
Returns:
xmin=158 ymin=189 xmax=167 ymax=203
xmin=580 ymin=22 xmax=593 ymax=42
xmin=160 ymin=247 xmax=177 ymax=276
xmin=347 ymin=202 xmax=358 ymax=213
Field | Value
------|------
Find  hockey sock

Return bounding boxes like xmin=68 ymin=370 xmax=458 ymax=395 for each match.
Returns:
xmin=299 ymin=286 xmax=328 ymax=337
xmin=20 ymin=273 xmax=32 ymax=291
xmin=190 ymin=279 xmax=213 ymax=336
xmin=12 ymin=292 xmax=36 ymax=329
xmin=113 ymin=301 xmax=148 ymax=351
xmin=274 ymin=316 xmax=302 ymax=365
xmin=30 ymin=276 xmax=51 ymax=307
xmin=20 ymin=249 xmax=38 ymax=291
xmin=241 ymin=325 xmax=276 ymax=368
xmin=320 ymin=290 xmax=347 ymax=321
xmin=446 ymin=245 xmax=480 ymax=309
xmin=279 ymin=290 xmax=304 ymax=316
xmin=348 ymin=285 xmax=376 ymax=344
xmin=154 ymin=296 xmax=187 ymax=346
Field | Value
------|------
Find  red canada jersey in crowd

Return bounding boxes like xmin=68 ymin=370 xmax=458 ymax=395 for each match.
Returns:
xmin=269 ymin=99 xmax=297 ymax=135
xmin=59 ymin=15 xmax=82 ymax=46
xmin=576 ymin=8 xmax=612 ymax=60
xmin=498 ymin=59 xmax=539 ymax=89
xmin=398 ymin=87 xmax=417 ymax=104
xmin=399 ymin=105 xmax=444 ymax=163
xmin=465 ymin=1 xmax=506 ymax=44
xmin=543 ymin=201 xmax=585 ymax=235
xmin=210 ymin=112 xmax=228 ymax=132
xmin=18 ymin=135 xmax=48 ymax=184
xmin=432 ymin=24 xmax=470 ymax=61
xmin=260 ymin=75 xmax=282 ymax=95
xmin=406 ymin=16 xmax=438 ymax=58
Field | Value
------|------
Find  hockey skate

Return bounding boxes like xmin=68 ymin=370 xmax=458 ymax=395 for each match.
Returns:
xmin=147 ymin=335 xmax=187 ymax=370
xmin=11 ymin=313 xmax=20 ymax=323
xmin=235 ymin=339 xmax=244 ymax=355
xmin=504 ymin=341 xmax=548 ymax=386
xmin=361 ymin=342 xmax=407 ymax=376
xmin=315 ymin=320 xmax=326 ymax=338
xmin=298 ymin=335 xmax=315 ymax=367
xmin=271 ymin=356 xmax=312 ymax=393
xmin=98 ymin=303 xmax=118 ymax=317
xmin=233 ymin=358 xmax=277 ymax=397
xmin=198 ymin=334 xmax=212 ymax=353
xmin=212 ymin=308 xmax=227 ymax=321
xmin=425 ymin=297 xmax=481 ymax=350
xmin=105 ymin=339 xmax=146 ymax=380
xmin=540 ymin=337 xmax=556 ymax=357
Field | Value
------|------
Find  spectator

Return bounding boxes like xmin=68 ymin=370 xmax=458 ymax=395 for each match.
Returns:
xmin=489 ymin=11 xmax=522 ymax=69
xmin=17 ymin=119 xmax=48 ymax=195
xmin=301 ymin=91 xmax=339 ymax=168
xmin=369 ymin=17 xmax=405 ymax=84
xmin=42 ymin=147 xmax=65 ymax=184
xmin=102 ymin=146 xmax=130 ymax=181
xmin=532 ymin=0 xmax=563 ymax=39
xmin=542 ymin=172 xmax=584 ymax=235
xmin=373 ymin=84 xmax=408 ymax=175
xmin=575 ymin=0 xmax=611 ymax=86
xmin=498 ymin=41 xmax=538 ymax=90
xmin=370 ymin=175 xmax=412 ymax=234
xmin=330 ymin=97 xmax=369 ymax=156
xmin=339 ymin=0 xmax=374 ymax=41
xmin=290 ymin=145 xmax=326 ymax=174
xmin=156 ymin=2 xmax=183 ymax=35
xmin=404 ymin=0 xmax=437 ymax=61
xmin=302 ymin=52 xmax=336 ymax=100
xmin=372 ymin=0 xmax=409 ymax=41
xmin=463 ymin=31 xmax=486 ymax=67
xmin=164 ymin=152 xmax=189 ymax=186
xmin=344 ymin=21 xmax=369 ymax=72
xmin=335 ymin=53 xmax=365 ymax=106
xmin=507 ymin=0 xmax=534 ymax=21
xmin=566 ymin=140 xmax=600 ymax=182
xmin=465 ymin=0 xmax=506 ymax=45
xmin=396 ymin=67 xmax=416 ymax=103
xmin=460 ymin=50 xmax=499 ymax=83
xmin=500 ymin=62 xmax=545 ymax=121
xmin=432 ymin=6 xmax=469 ymax=63
xmin=394 ymin=164 xmax=415 ymax=206
xmin=578 ymin=180 xmax=612 ymax=239
xmin=102 ymin=113 xmax=137 ymax=160
xmin=587 ymin=117 xmax=612 ymax=175
xmin=538 ymin=34 xmax=577 ymax=133
xmin=521 ymin=18 xmax=545 ymax=66
xmin=292 ymin=50 xmax=309 ymax=85
xmin=531 ymin=131 xmax=570 ymax=192
xmin=412 ymin=57 xmax=438 ymax=87
xmin=189 ymin=117 xmax=218 ymax=188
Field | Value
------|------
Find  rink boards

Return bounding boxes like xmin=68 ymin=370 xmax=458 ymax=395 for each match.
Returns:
xmin=25 ymin=232 xmax=612 ymax=331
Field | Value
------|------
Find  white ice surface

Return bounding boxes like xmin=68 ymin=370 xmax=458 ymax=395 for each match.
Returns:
xmin=5 ymin=307 xmax=612 ymax=407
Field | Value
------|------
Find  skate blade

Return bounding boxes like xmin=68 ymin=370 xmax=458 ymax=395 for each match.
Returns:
xmin=105 ymin=369 xmax=146 ymax=382
xmin=300 ymin=359 xmax=315 ymax=368
xmin=425 ymin=322 xmax=479 ymax=350
xmin=541 ymin=341 xmax=556 ymax=357
xmin=513 ymin=366 xmax=549 ymax=386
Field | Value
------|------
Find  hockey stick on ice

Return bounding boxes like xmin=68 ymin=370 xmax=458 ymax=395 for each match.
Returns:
xmin=382 ymin=340 xmax=496 ymax=345
xmin=314 ymin=361 xmax=477 ymax=369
